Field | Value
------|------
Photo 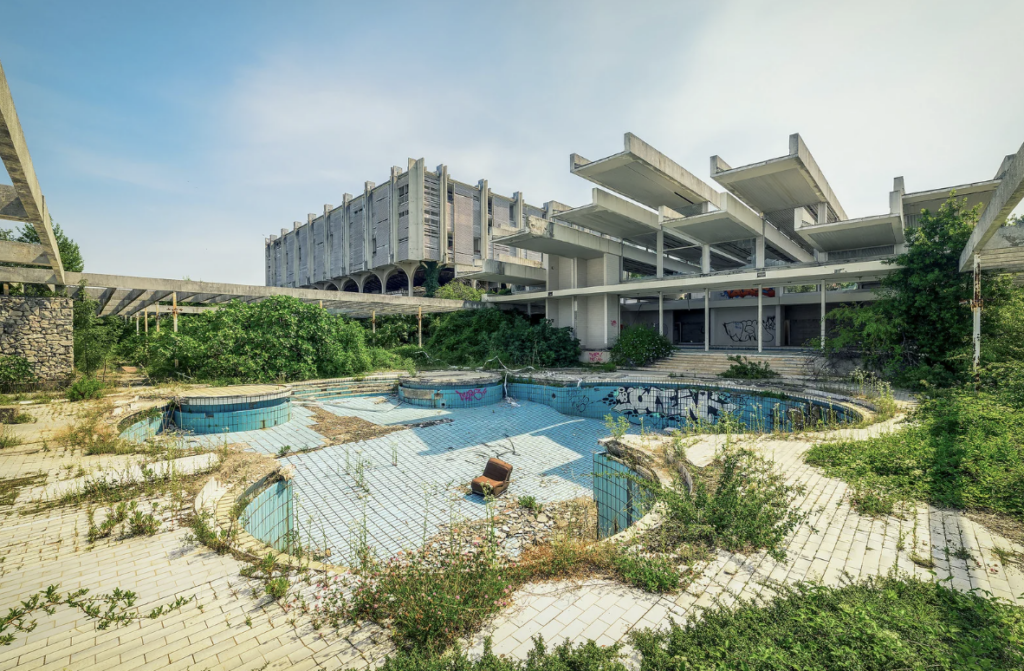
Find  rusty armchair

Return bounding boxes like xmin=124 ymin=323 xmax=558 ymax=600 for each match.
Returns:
xmin=471 ymin=458 xmax=513 ymax=497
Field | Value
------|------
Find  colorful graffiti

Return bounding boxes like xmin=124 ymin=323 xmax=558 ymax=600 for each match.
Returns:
xmin=723 ymin=316 xmax=776 ymax=343
xmin=602 ymin=386 xmax=738 ymax=423
xmin=723 ymin=287 xmax=776 ymax=299
xmin=588 ymin=351 xmax=604 ymax=363
xmin=454 ymin=388 xmax=487 ymax=401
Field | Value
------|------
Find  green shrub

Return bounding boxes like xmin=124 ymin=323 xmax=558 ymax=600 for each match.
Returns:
xmin=610 ymin=324 xmax=673 ymax=367
xmin=806 ymin=390 xmax=1024 ymax=516
xmin=264 ymin=577 xmax=289 ymax=600
xmin=646 ymin=448 xmax=807 ymax=561
xmin=630 ymin=574 xmax=1024 ymax=670
xmin=378 ymin=637 xmax=627 ymax=671
xmin=66 ymin=377 xmax=105 ymax=402
xmin=611 ymin=553 xmax=680 ymax=593
xmin=517 ymin=495 xmax=540 ymax=512
xmin=719 ymin=355 xmax=780 ymax=379
xmin=435 ymin=281 xmax=484 ymax=302
xmin=426 ymin=309 xmax=579 ymax=368
xmin=0 ymin=355 xmax=35 ymax=388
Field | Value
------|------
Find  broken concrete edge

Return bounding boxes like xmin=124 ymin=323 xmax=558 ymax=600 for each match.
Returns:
xmin=204 ymin=463 xmax=350 ymax=576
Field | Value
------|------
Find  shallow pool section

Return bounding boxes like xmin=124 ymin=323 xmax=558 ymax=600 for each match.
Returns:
xmin=174 ymin=385 xmax=292 ymax=434
xmin=398 ymin=371 xmax=504 ymax=409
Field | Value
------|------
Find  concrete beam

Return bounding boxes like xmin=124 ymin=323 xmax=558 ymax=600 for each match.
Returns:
xmin=0 ymin=239 xmax=49 ymax=265
xmin=960 ymin=140 xmax=1024 ymax=271
xmin=0 ymin=183 xmax=29 ymax=221
xmin=0 ymin=60 xmax=64 ymax=283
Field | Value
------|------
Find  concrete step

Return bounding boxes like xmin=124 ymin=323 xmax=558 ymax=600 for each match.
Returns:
xmin=639 ymin=351 xmax=821 ymax=378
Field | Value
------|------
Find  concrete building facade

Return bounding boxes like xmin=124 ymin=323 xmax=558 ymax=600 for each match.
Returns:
xmin=265 ymin=160 xmax=548 ymax=295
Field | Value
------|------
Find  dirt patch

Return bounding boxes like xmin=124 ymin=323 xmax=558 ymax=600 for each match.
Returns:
xmin=307 ymin=406 xmax=406 ymax=447
xmin=0 ymin=473 xmax=47 ymax=507
xmin=965 ymin=509 xmax=1024 ymax=549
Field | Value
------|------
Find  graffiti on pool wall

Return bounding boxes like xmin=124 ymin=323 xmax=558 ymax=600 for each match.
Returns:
xmin=454 ymin=388 xmax=487 ymax=401
xmin=566 ymin=388 xmax=591 ymax=414
xmin=723 ymin=316 xmax=775 ymax=343
xmin=602 ymin=386 xmax=738 ymax=423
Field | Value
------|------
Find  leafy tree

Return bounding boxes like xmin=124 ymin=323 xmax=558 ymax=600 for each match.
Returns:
xmin=10 ymin=221 xmax=84 ymax=273
xmin=426 ymin=309 xmax=579 ymax=368
xmin=826 ymin=194 xmax=1013 ymax=388
xmin=420 ymin=261 xmax=440 ymax=298
xmin=435 ymin=281 xmax=483 ymax=301
xmin=72 ymin=282 xmax=115 ymax=376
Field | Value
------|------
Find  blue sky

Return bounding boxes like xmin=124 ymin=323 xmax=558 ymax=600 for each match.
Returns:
xmin=2 ymin=0 xmax=1023 ymax=284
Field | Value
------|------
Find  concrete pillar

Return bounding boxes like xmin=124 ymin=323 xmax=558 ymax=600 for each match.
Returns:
xmin=656 ymin=229 xmax=664 ymax=279
xmin=438 ymin=165 xmax=449 ymax=264
xmin=755 ymin=234 xmax=766 ymax=268
xmin=757 ymin=284 xmax=763 ymax=353
xmin=390 ymin=167 xmax=401 ymax=264
xmin=397 ymin=260 xmax=419 ymax=298
xmin=658 ymin=292 xmax=664 ymax=336
xmin=136 ymin=312 xmax=139 ymax=334
xmin=479 ymin=179 xmax=490 ymax=260
xmin=324 ymin=204 xmax=333 ymax=278
xmin=172 ymin=292 xmax=178 ymax=333
xmin=704 ymin=289 xmax=709 ymax=352
xmin=363 ymin=182 xmax=374 ymax=271
xmin=342 ymin=193 xmax=352 ymax=277
xmin=820 ymin=282 xmax=826 ymax=350
xmin=701 ymin=245 xmax=711 ymax=274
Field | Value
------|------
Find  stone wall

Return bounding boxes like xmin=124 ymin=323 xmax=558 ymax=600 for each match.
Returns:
xmin=0 ymin=296 xmax=73 ymax=383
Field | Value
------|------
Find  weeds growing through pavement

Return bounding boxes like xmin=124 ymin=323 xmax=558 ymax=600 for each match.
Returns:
xmin=0 ymin=427 xmax=22 ymax=450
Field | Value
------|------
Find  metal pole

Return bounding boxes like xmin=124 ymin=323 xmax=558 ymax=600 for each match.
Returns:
xmin=372 ymin=310 xmax=376 ymax=333
xmin=820 ymin=282 xmax=826 ymax=351
xmin=704 ymin=288 xmax=710 ymax=352
xmin=136 ymin=312 xmax=139 ymax=334
xmin=973 ymin=256 xmax=982 ymax=390
xmin=418 ymin=306 xmax=423 ymax=347
xmin=155 ymin=302 xmax=160 ymax=333
xmin=658 ymin=292 xmax=664 ymax=337
xmin=172 ymin=292 xmax=178 ymax=333
xmin=144 ymin=306 xmax=148 ymax=334
xmin=757 ymin=284 xmax=763 ymax=353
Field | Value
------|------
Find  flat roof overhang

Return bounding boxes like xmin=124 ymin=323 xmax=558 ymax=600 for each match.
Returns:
xmin=483 ymin=258 xmax=893 ymax=302
xmin=554 ymin=188 xmax=659 ymax=238
xmin=795 ymin=213 xmax=904 ymax=252
xmin=977 ymin=226 xmax=1024 ymax=274
xmin=711 ymin=133 xmax=847 ymax=221
xmin=903 ymin=179 xmax=1000 ymax=217
xmin=662 ymin=192 xmax=762 ymax=244
xmin=459 ymin=259 xmax=547 ymax=286
xmin=570 ymin=133 xmax=719 ymax=212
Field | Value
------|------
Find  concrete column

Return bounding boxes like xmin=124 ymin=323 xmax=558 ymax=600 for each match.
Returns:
xmin=172 ymin=292 xmax=178 ymax=333
xmin=390 ymin=167 xmax=401 ymax=263
xmin=438 ymin=165 xmax=449 ymax=264
xmin=757 ymin=284 xmax=763 ymax=353
xmin=136 ymin=312 xmax=139 ymax=334
xmin=408 ymin=159 xmax=426 ymax=260
xmin=324 ymin=204 xmax=333 ymax=279
xmin=755 ymin=234 xmax=766 ymax=268
xmin=342 ymin=193 xmax=352 ymax=276
xmin=656 ymin=229 xmax=664 ymax=279
xmin=820 ymin=282 xmax=826 ymax=350
xmin=397 ymin=260 xmax=419 ymax=298
xmin=658 ymin=292 xmax=664 ymax=336
xmin=704 ymin=289 xmax=709 ymax=352
xmin=479 ymin=179 xmax=490 ymax=260
xmin=363 ymin=182 xmax=374 ymax=271
xmin=701 ymin=245 xmax=711 ymax=274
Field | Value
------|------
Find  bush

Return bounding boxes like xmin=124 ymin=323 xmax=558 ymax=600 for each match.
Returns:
xmin=66 ymin=377 xmax=105 ymax=402
xmin=719 ymin=355 xmax=780 ymax=380
xmin=264 ymin=577 xmax=289 ymax=600
xmin=646 ymin=448 xmax=808 ymax=561
xmin=426 ymin=309 xmax=579 ymax=368
xmin=611 ymin=553 xmax=680 ymax=593
xmin=630 ymin=574 xmax=1024 ymax=670
xmin=435 ymin=281 xmax=484 ymax=302
xmin=609 ymin=324 xmax=673 ymax=367
xmin=0 ymin=355 xmax=35 ymax=388
xmin=378 ymin=637 xmax=627 ymax=671
xmin=805 ymin=390 xmax=1024 ymax=516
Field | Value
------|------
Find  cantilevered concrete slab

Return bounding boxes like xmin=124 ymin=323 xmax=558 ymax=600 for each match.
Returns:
xmin=960 ymin=140 xmax=1024 ymax=271
xmin=460 ymin=259 xmax=547 ymax=286
xmin=903 ymin=179 xmax=1000 ymax=221
xmin=498 ymin=216 xmax=698 ymax=273
xmin=555 ymin=188 xmax=659 ymax=238
xmin=795 ymin=210 xmax=904 ymax=253
xmin=976 ymin=225 xmax=1024 ymax=275
xmin=711 ymin=134 xmax=847 ymax=227
xmin=571 ymin=133 xmax=719 ymax=213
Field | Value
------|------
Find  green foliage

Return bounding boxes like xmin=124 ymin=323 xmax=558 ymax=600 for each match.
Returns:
xmin=3 ymin=221 xmax=84 ymax=273
xmin=66 ymin=377 xmax=106 ymax=402
xmin=647 ymin=448 xmax=808 ymax=562
xmin=719 ymin=355 xmax=780 ymax=380
xmin=609 ymin=324 xmax=673 ymax=367
xmin=426 ymin=309 xmax=579 ymax=368
xmin=343 ymin=544 xmax=516 ymax=654
xmin=435 ymin=281 xmax=484 ymax=302
xmin=264 ymin=577 xmax=289 ymax=601
xmin=378 ymin=637 xmax=627 ymax=671
xmin=611 ymin=553 xmax=680 ymax=593
xmin=0 ymin=355 xmax=35 ymax=388
xmin=116 ymin=296 xmax=411 ymax=383
xmin=604 ymin=414 xmax=630 ymax=441
xmin=630 ymin=574 xmax=1024 ymax=670
xmin=421 ymin=261 xmax=441 ymax=298
xmin=806 ymin=390 xmax=1024 ymax=516
xmin=0 ymin=427 xmax=23 ymax=450
xmin=825 ymin=195 xmax=1014 ymax=388
xmin=366 ymin=315 xmax=419 ymax=349
xmin=517 ymin=495 xmax=540 ymax=512
xmin=72 ymin=282 xmax=116 ymax=375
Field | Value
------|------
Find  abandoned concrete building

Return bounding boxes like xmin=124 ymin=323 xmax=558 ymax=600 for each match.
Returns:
xmin=268 ymin=132 xmax=1023 ymax=358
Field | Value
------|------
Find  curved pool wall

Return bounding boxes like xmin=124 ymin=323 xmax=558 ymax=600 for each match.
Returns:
xmin=594 ymin=452 xmax=655 ymax=539
xmin=398 ymin=381 xmax=504 ymax=409
xmin=507 ymin=381 xmax=859 ymax=432
xmin=240 ymin=478 xmax=295 ymax=552
xmin=173 ymin=395 xmax=291 ymax=434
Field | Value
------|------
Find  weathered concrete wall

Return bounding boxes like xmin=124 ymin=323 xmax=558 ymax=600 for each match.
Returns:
xmin=0 ymin=296 xmax=73 ymax=382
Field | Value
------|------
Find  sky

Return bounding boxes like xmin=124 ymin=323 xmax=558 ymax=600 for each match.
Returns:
xmin=2 ymin=0 xmax=1023 ymax=285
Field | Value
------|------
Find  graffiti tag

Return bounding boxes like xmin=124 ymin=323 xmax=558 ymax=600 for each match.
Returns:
xmin=723 ymin=316 xmax=775 ymax=343
xmin=588 ymin=351 xmax=604 ymax=363
xmin=722 ymin=287 xmax=776 ymax=299
xmin=602 ymin=386 xmax=738 ymax=423
xmin=454 ymin=388 xmax=487 ymax=401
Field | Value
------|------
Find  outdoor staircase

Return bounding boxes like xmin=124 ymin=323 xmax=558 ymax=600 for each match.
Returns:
xmin=637 ymin=350 xmax=823 ymax=379
xmin=289 ymin=373 xmax=405 ymax=402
